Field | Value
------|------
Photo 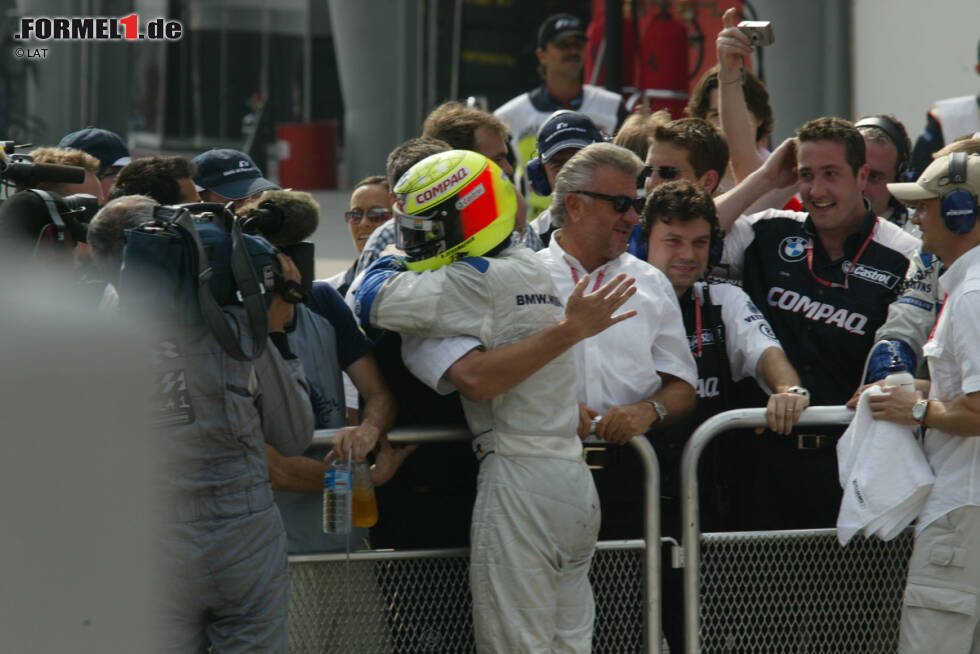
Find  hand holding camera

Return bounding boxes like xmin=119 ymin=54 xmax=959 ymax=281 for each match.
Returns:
xmin=717 ymin=8 xmax=773 ymax=80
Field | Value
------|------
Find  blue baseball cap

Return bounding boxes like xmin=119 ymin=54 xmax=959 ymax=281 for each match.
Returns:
xmin=536 ymin=111 xmax=605 ymax=163
xmin=191 ymin=148 xmax=279 ymax=200
xmin=58 ymin=127 xmax=131 ymax=178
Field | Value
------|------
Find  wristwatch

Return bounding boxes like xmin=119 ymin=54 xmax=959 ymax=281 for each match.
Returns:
xmin=645 ymin=399 xmax=668 ymax=424
xmin=786 ymin=386 xmax=810 ymax=400
xmin=912 ymin=399 xmax=930 ymax=426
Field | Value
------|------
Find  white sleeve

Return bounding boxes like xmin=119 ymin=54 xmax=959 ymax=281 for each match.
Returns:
xmin=651 ymin=274 xmax=698 ymax=388
xmin=720 ymin=214 xmax=754 ymax=280
xmin=954 ymin=288 xmax=980 ymax=395
xmin=401 ymin=334 xmax=482 ymax=395
xmin=715 ymin=283 xmax=783 ymax=387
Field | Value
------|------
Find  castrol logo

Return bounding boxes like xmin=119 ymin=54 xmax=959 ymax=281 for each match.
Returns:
xmin=414 ymin=166 xmax=470 ymax=205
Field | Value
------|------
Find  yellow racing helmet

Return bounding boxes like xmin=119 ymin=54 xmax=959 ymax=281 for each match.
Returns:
xmin=393 ymin=150 xmax=517 ymax=271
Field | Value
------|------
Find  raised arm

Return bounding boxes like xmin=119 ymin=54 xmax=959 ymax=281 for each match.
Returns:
xmin=716 ymin=7 xmax=766 ymax=183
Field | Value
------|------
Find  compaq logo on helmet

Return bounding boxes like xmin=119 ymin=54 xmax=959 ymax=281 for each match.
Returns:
xmin=415 ymin=166 xmax=470 ymax=205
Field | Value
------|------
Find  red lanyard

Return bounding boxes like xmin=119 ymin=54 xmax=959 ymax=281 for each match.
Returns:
xmin=565 ymin=256 xmax=606 ymax=292
xmin=694 ymin=291 xmax=703 ymax=359
xmin=806 ymin=220 xmax=877 ymax=289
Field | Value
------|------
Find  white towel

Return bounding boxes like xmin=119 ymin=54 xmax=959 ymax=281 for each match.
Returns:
xmin=836 ymin=386 xmax=935 ymax=546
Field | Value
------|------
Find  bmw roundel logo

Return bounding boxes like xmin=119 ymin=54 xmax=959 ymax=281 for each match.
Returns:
xmin=778 ymin=236 xmax=807 ymax=262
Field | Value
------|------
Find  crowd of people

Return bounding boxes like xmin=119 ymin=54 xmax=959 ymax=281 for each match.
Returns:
xmin=1 ymin=7 xmax=978 ymax=654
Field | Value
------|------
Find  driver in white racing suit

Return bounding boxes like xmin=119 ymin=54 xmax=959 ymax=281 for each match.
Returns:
xmin=354 ymin=149 xmax=637 ymax=653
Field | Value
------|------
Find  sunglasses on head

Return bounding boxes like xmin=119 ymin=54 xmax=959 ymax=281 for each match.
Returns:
xmin=574 ymin=190 xmax=645 ymax=214
xmin=639 ymin=165 xmax=683 ymax=184
xmin=345 ymin=207 xmax=392 ymax=224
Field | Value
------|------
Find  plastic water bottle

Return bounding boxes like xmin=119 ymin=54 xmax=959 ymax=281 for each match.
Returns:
xmin=352 ymin=462 xmax=378 ymax=528
xmin=323 ymin=459 xmax=352 ymax=535
xmin=883 ymin=353 xmax=915 ymax=392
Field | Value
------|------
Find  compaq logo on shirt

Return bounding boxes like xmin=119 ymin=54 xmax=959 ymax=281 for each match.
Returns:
xmin=414 ymin=166 xmax=469 ymax=205
xmin=516 ymin=293 xmax=563 ymax=307
xmin=696 ymin=377 xmax=720 ymax=398
xmin=848 ymin=264 xmax=900 ymax=289
xmin=767 ymin=287 xmax=868 ymax=335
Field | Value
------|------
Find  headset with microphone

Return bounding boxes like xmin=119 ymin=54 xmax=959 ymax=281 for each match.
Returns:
xmin=940 ymin=152 xmax=979 ymax=234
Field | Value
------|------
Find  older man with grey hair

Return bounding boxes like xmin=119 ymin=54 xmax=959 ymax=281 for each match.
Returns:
xmin=86 ymin=194 xmax=158 ymax=310
xmin=540 ymin=142 xmax=697 ymax=540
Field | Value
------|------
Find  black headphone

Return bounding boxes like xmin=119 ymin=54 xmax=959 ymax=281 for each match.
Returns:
xmin=526 ymin=156 xmax=551 ymax=196
xmin=854 ymin=115 xmax=911 ymax=178
xmin=941 ymin=152 xmax=979 ymax=234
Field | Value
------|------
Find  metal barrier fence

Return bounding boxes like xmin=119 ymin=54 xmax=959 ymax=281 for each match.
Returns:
xmin=680 ymin=407 xmax=915 ymax=653
xmin=288 ymin=427 xmax=661 ymax=653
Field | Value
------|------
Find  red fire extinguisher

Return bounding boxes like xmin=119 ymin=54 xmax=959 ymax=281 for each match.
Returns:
xmin=633 ymin=4 xmax=689 ymax=118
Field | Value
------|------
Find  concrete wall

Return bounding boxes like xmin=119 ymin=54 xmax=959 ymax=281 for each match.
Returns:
xmin=748 ymin=0 xmax=852 ymax=144
xmin=852 ymin=0 xmax=980 ymax=139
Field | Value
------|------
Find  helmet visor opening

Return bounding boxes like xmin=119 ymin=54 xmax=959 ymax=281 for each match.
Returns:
xmin=395 ymin=207 xmax=447 ymax=258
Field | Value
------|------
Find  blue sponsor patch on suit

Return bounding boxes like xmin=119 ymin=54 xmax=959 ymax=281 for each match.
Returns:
xmin=895 ymin=296 xmax=933 ymax=311
xmin=459 ymin=257 xmax=490 ymax=273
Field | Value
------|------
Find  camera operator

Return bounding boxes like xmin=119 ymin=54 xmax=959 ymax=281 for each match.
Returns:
xmin=19 ymin=147 xmax=104 ymax=204
xmin=115 ymin=204 xmax=317 ymax=652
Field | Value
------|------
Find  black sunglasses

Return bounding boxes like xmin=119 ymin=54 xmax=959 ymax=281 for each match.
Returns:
xmin=573 ymin=190 xmax=645 ymax=214
xmin=638 ymin=165 xmax=682 ymax=184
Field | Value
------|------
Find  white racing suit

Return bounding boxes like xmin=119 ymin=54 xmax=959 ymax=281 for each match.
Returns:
xmin=154 ymin=309 xmax=313 ymax=653
xmin=355 ymin=246 xmax=600 ymax=653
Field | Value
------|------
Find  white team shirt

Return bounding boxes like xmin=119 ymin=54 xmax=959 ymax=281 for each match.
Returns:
xmin=917 ymin=244 xmax=980 ymax=532
xmin=537 ymin=233 xmax=697 ymax=441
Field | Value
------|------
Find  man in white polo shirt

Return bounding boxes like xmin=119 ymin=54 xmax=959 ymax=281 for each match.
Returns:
xmin=869 ymin=152 xmax=980 ymax=653
xmin=540 ymin=141 xmax=697 ymax=539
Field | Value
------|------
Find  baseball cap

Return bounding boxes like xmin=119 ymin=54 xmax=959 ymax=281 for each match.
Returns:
xmin=58 ymin=127 xmax=131 ymax=178
xmin=191 ymin=148 xmax=279 ymax=200
xmin=538 ymin=13 xmax=586 ymax=48
xmin=536 ymin=111 xmax=605 ymax=163
xmin=887 ymin=153 xmax=980 ymax=203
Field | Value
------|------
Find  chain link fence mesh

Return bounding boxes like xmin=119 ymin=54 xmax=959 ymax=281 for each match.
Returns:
xmin=288 ymin=542 xmax=647 ymax=653
xmin=698 ymin=528 xmax=914 ymax=653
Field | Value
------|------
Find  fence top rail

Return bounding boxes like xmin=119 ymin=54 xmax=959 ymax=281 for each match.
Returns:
xmin=311 ymin=426 xmax=471 ymax=447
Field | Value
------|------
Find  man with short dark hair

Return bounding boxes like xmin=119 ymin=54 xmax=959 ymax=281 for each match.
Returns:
xmin=191 ymin=148 xmax=279 ymax=209
xmin=644 ymin=118 xmax=729 ymax=195
xmin=715 ymin=116 xmax=920 ymax=528
xmin=109 ymin=156 xmax=199 ymax=205
xmin=643 ymin=179 xmax=806 ymax=653
xmin=870 ymin=152 xmax=980 ymax=654
xmin=495 ymin=13 xmax=624 ymax=217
